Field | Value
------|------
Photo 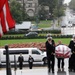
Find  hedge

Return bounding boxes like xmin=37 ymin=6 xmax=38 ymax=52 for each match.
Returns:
xmin=6 ymin=30 xmax=61 ymax=34
xmin=0 ymin=35 xmax=72 ymax=40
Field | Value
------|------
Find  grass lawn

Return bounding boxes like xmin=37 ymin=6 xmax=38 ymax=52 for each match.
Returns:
xmin=0 ymin=38 xmax=71 ymax=47
xmin=31 ymin=20 xmax=52 ymax=28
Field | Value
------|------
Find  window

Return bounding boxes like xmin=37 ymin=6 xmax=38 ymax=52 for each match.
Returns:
xmin=27 ymin=9 xmax=34 ymax=16
xmin=28 ymin=3 xmax=32 ymax=7
xmin=3 ymin=50 xmax=28 ymax=55
xmin=32 ymin=50 xmax=40 ymax=55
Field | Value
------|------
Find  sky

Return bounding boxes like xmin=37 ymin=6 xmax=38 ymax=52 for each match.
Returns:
xmin=64 ymin=0 xmax=71 ymax=4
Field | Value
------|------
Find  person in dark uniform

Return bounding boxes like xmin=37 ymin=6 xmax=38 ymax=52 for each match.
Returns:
xmin=28 ymin=55 xmax=33 ymax=69
xmin=57 ymin=41 xmax=64 ymax=71
xmin=18 ymin=53 xmax=24 ymax=70
xmin=45 ymin=37 xmax=55 ymax=74
xmin=68 ymin=35 xmax=75 ymax=72
xmin=58 ymin=58 xmax=64 ymax=71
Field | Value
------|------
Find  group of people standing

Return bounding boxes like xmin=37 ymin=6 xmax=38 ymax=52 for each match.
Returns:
xmin=45 ymin=34 xmax=75 ymax=74
xmin=18 ymin=34 xmax=75 ymax=74
xmin=18 ymin=54 xmax=33 ymax=70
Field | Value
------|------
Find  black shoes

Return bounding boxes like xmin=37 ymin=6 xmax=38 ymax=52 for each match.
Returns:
xmin=69 ymin=69 xmax=72 ymax=72
xmin=52 ymin=71 xmax=54 ymax=74
xmin=48 ymin=69 xmax=50 ymax=73
xmin=73 ymin=70 xmax=75 ymax=72
xmin=62 ymin=68 xmax=64 ymax=72
xmin=69 ymin=69 xmax=75 ymax=72
xmin=48 ymin=69 xmax=54 ymax=74
xmin=58 ymin=68 xmax=61 ymax=71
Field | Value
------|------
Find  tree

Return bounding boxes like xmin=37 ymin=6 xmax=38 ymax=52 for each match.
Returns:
xmin=38 ymin=0 xmax=64 ymax=20
xmin=54 ymin=0 xmax=64 ymax=25
xmin=38 ymin=6 xmax=48 ymax=20
xmin=69 ymin=0 xmax=75 ymax=11
xmin=38 ymin=0 xmax=58 ymax=18
xmin=10 ymin=0 xmax=29 ymax=23
xmin=53 ymin=0 xmax=64 ymax=18
xmin=53 ymin=7 xmax=65 ymax=18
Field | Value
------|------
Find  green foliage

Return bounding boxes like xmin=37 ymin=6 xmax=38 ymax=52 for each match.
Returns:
xmin=10 ymin=0 xmax=29 ymax=23
xmin=0 ymin=37 xmax=71 ymax=47
xmin=69 ymin=0 xmax=75 ymax=10
xmin=38 ymin=6 xmax=48 ymax=20
xmin=38 ymin=0 xmax=58 ymax=15
xmin=53 ymin=7 xmax=65 ymax=18
xmin=1 ymin=34 xmax=72 ymax=40
xmin=38 ymin=0 xmax=64 ymax=19
xmin=31 ymin=20 xmax=52 ymax=28
xmin=53 ymin=0 xmax=64 ymax=18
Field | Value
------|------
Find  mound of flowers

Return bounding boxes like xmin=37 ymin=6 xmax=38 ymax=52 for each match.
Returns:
xmin=0 ymin=42 xmax=46 ymax=51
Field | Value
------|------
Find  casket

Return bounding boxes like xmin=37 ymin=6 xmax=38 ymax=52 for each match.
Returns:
xmin=55 ymin=45 xmax=71 ymax=58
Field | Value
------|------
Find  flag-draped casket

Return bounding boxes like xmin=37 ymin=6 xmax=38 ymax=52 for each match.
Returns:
xmin=55 ymin=45 xmax=71 ymax=58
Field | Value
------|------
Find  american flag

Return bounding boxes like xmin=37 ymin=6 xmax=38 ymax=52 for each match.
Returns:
xmin=0 ymin=0 xmax=15 ymax=37
xmin=55 ymin=45 xmax=71 ymax=58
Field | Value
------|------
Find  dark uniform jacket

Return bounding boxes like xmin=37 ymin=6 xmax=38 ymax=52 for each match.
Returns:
xmin=18 ymin=56 xmax=24 ymax=69
xmin=28 ymin=57 xmax=33 ymax=69
xmin=45 ymin=40 xmax=55 ymax=57
xmin=68 ymin=40 xmax=75 ymax=71
xmin=69 ymin=40 xmax=75 ymax=53
xmin=28 ymin=57 xmax=33 ymax=63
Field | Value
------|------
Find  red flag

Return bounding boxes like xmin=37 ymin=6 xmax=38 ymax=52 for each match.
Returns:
xmin=0 ymin=0 xmax=6 ymax=12
xmin=0 ymin=0 xmax=15 ymax=37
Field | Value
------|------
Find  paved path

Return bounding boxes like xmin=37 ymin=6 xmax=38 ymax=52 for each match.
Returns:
xmin=0 ymin=58 xmax=75 ymax=75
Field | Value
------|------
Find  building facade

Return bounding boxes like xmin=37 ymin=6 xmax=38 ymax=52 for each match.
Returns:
xmin=9 ymin=0 xmax=49 ymax=18
xmin=16 ymin=0 xmax=38 ymax=17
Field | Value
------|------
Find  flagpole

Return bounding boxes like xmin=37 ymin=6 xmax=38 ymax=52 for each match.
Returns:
xmin=5 ymin=45 xmax=12 ymax=75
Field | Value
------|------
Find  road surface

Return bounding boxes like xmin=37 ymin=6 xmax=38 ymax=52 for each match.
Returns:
xmin=0 ymin=58 xmax=75 ymax=75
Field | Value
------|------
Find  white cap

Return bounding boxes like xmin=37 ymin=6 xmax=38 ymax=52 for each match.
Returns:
xmin=47 ymin=37 xmax=52 ymax=40
xmin=73 ymin=35 xmax=75 ymax=38
xmin=46 ymin=33 xmax=51 ymax=37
